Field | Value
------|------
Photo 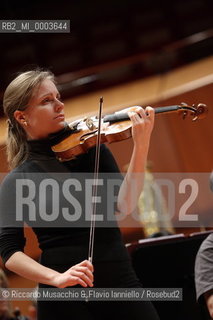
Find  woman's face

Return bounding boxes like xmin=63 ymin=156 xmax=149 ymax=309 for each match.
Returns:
xmin=15 ymin=79 xmax=65 ymax=140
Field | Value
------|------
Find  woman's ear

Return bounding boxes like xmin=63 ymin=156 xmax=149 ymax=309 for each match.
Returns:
xmin=13 ymin=110 xmax=28 ymax=127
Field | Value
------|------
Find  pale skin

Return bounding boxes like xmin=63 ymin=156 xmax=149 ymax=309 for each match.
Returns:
xmin=205 ymin=291 xmax=213 ymax=319
xmin=6 ymin=78 xmax=155 ymax=288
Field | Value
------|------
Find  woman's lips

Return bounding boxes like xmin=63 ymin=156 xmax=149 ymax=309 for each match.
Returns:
xmin=54 ymin=114 xmax=65 ymax=119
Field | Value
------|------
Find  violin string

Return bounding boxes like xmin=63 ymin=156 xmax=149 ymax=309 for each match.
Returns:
xmin=88 ymin=97 xmax=103 ymax=263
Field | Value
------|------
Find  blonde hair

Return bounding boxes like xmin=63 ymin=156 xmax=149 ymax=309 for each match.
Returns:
xmin=3 ymin=69 xmax=55 ymax=169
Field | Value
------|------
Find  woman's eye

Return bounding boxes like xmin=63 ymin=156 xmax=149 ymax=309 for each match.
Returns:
xmin=41 ymin=96 xmax=62 ymax=104
xmin=42 ymin=98 xmax=52 ymax=104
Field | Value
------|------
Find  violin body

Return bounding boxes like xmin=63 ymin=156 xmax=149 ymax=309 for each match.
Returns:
xmin=51 ymin=118 xmax=133 ymax=161
xmin=51 ymin=103 xmax=207 ymax=162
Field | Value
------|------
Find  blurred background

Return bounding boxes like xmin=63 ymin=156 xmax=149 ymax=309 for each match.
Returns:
xmin=0 ymin=0 xmax=212 ymax=318
xmin=0 ymin=0 xmax=212 ymax=103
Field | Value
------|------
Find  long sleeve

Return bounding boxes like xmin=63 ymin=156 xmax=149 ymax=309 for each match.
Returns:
xmin=98 ymin=145 xmax=124 ymax=211
xmin=0 ymin=171 xmax=26 ymax=264
xmin=98 ymin=144 xmax=123 ymax=174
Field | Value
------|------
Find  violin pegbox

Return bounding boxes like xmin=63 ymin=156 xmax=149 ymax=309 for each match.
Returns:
xmin=192 ymin=103 xmax=208 ymax=121
xmin=179 ymin=102 xmax=208 ymax=121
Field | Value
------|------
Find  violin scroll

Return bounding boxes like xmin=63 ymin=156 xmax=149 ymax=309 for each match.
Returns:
xmin=191 ymin=103 xmax=208 ymax=121
xmin=179 ymin=102 xmax=208 ymax=121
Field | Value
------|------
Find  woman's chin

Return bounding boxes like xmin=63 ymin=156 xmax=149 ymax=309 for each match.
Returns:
xmin=58 ymin=120 xmax=66 ymax=127
xmin=54 ymin=120 xmax=66 ymax=131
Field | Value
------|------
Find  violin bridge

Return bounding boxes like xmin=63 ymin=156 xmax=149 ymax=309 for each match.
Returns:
xmin=84 ymin=117 xmax=97 ymax=130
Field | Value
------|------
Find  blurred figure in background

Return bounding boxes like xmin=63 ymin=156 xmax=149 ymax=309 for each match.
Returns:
xmin=137 ymin=161 xmax=174 ymax=238
xmin=195 ymin=232 xmax=213 ymax=319
xmin=194 ymin=172 xmax=213 ymax=319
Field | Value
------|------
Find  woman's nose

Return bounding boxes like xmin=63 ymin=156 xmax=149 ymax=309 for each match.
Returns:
xmin=55 ymin=98 xmax=64 ymax=112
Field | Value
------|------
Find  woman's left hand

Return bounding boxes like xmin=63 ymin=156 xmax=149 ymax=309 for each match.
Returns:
xmin=127 ymin=106 xmax=155 ymax=149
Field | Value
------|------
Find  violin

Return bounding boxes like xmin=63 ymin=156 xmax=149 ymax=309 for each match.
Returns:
xmin=51 ymin=102 xmax=207 ymax=162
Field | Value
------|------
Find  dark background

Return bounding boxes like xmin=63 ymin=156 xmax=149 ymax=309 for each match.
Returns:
xmin=0 ymin=0 xmax=212 ymax=117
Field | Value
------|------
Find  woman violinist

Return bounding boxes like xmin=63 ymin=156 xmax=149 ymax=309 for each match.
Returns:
xmin=0 ymin=69 xmax=160 ymax=320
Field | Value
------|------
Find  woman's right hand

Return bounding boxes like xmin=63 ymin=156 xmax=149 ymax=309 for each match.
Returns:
xmin=206 ymin=293 xmax=213 ymax=319
xmin=52 ymin=260 xmax=94 ymax=288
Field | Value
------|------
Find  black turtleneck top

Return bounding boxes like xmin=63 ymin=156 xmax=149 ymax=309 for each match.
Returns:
xmin=0 ymin=135 xmax=130 ymax=266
